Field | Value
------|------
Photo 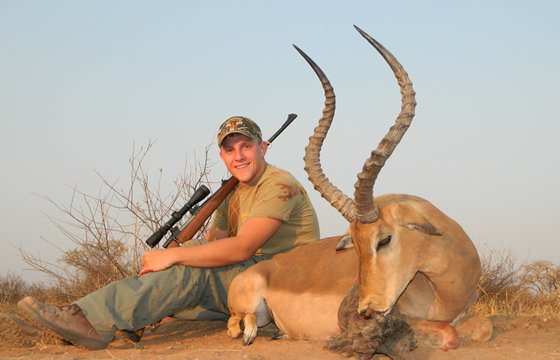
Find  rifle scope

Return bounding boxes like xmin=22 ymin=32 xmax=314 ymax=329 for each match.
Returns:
xmin=145 ymin=185 xmax=210 ymax=248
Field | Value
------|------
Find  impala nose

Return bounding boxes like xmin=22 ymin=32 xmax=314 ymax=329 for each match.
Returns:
xmin=358 ymin=300 xmax=391 ymax=319
xmin=357 ymin=303 xmax=374 ymax=318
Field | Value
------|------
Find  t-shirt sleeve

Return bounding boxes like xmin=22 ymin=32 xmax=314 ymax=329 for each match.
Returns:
xmin=250 ymin=176 xmax=304 ymax=221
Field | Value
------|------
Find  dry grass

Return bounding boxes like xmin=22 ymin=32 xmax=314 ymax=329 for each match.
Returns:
xmin=0 ymin=272 xmax=67 ymax=307
xmin=472 ymin=251 xmax=560 ymax=318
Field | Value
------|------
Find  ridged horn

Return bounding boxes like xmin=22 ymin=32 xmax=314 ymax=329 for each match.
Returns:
xmin=294 ymin=44 xmax=356 ymax=222
xmin=352 ymin=25 xmax=416 ymax=224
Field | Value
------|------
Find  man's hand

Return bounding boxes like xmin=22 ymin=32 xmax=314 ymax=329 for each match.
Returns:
xmin=139 ymin=249 xmax=178 ymax=276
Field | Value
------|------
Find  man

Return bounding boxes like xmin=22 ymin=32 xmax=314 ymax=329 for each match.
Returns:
xmin=18 ymin=116 xmax=320 ymax=349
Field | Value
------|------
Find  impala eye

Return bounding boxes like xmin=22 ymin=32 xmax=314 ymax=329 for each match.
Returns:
xmin=376 ymin=235 xmax=392 ymax=251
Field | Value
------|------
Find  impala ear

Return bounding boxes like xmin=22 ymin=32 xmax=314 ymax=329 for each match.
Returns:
xmin=406 ymin=219 xmax=442 ymax=236
xmin=336 ymin=234 xmax=354 ymax=251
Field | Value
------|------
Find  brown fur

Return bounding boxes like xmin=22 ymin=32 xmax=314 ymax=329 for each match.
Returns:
xmin=227 ymin=194 xmax=489 ymax=348
xmin=227 ymin=235 xmax=357 ymax=343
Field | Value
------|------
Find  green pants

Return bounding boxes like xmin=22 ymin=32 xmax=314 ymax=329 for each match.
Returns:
xmin=76 ymin=239 xmax=269 ymax=342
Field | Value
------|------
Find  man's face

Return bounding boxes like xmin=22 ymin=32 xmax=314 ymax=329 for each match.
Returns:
xmin=219 ymin=134 xmax=268 ymax=185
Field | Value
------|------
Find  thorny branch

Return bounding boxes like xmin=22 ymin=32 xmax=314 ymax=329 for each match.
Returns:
xmin=20 ymin=142 xmax=213 ymax=299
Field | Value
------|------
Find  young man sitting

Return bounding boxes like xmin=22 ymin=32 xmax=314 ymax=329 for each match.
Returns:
xmin=18 ymin=116 xmax=320 ymax=349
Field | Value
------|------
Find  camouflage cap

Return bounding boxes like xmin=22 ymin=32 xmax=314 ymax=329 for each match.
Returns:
xmin=217 ymin=116 xmax=262 ymax=146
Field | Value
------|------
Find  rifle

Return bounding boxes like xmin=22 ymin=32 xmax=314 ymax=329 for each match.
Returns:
xmin=144 ymin=185 xmax=210 ymax=248
xmin=146 ymin=113 xmax=298 ymax=249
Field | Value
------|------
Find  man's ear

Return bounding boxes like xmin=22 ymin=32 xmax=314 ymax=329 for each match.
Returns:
xmin=260 ymin=140 xmax=269 ymax=155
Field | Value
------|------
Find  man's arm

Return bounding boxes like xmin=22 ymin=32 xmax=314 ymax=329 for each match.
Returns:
xmin=139 ymin=217 xmax=282 ymax=275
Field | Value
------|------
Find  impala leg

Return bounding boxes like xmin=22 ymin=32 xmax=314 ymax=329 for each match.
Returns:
xmin=242 ymin=313 xmax=258 ymax=345
xmin=412 ymin=320 xmax=459 ymax=351
xmin=227 ymin=313 xmax=243 ymax=339
xmin=227 ymin=269 xmax=270 ymax=345
xmin=456 ymin=316 xmax=493 ymax=343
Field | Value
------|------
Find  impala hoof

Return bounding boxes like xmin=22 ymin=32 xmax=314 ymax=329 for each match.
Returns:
xmin=243 ymin=332 xmax=256 ymax=346
xmin=457 ymin=316 xmax=493 ymax=343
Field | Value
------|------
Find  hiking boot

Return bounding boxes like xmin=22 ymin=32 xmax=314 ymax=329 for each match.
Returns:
xmin=17 ymin=296 xmax=108 ymax=350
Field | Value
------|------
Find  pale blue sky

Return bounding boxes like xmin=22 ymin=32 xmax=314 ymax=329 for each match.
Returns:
xmin=1 ymin=1 xmax=559 ymax=281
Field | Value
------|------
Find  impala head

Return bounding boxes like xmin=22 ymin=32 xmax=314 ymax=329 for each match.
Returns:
xmin=351 ymin=196 xmax=444 ymax=316
xmin=296 ymin=26 xmax=418 ymax=316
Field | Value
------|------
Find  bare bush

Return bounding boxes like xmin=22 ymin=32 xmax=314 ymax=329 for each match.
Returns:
xmin=0 ymin=272 xmax=53 ymax=306
xmin=520 ymin=261 xmax=560 ymax=296
xmin=19 ymin=141 xmax=214 ymax=301
xmin=473 ymin=251 xmax=560 ymax=318
xmin=0 ymin=272 xmax=28 ymax=304
xmin=478 ymin=250 xmax=519 ymax=297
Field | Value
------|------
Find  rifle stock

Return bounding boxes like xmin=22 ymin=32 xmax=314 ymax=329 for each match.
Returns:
xmin=163 ymin=113 xmax=297 ymax=248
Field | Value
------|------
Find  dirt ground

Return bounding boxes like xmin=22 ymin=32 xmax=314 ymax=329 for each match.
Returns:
xmin=1 ymin=315 xmax=559 ymax=360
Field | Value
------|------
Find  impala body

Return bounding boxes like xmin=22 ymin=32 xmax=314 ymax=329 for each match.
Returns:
xmin=227 ymin=26 xmax=490 ymax=350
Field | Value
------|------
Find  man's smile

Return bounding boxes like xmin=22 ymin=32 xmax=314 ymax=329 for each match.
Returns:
xmin=234 ymin=162 xmax=250 ymax=169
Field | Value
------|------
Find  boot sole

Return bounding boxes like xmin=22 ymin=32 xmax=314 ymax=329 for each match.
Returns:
xmin=17 ymin=298 xmax=108 ymax=350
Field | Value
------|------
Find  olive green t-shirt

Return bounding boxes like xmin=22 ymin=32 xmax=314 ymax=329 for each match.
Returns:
xmin=211 ymin=164 xmax=319 ymax=257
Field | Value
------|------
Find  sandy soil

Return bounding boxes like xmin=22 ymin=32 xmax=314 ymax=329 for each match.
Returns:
xmin=1 ymin=315 xmax=559 ymax=360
